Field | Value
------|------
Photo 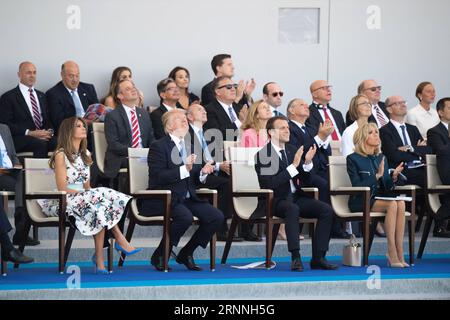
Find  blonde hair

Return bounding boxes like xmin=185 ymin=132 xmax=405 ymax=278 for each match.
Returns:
xmin=348 ymin=94 xmax=369 ymax=122
xmin=353 ymin=122 xmax=381 ymax=156
xmin=49 ymin=117 xmax=92 ymax=168
xmin=162 ymin=109 xmax=187 ymax=134
xmin=241 ymin=99 xmax=267 ymax=131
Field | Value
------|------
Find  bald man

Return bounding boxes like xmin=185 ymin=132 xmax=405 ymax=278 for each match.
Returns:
xmin=0 ymin=61 xmax=56 ymax=157
xmin=46 ymin=60 xmax=98 ymax=135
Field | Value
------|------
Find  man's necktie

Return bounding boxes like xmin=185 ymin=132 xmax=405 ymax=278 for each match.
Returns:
xmin=400 ymin=125 xmax=409 ymax=146
xmin=321 ymin=105 xmax=339 ymax=141
xmin=179 ymin=140 xmax=187 ymax=164
xmin=228 ymin=106 xmax=237 ymax=122
xmin=280 ymin=149 xmax=288 ymax=167
xmin=0 ymin=147 xmax=4 ymax=168
xmin=374 ymin=105 xmax=387 ymax=127
xmin=28 ymin=88 xmax=42 ymax=129
xmin=71 ymin=90 xmax=85 ymax=117
xmin=274 ymin=110 xmax=280 ymax=116
xmin=199 ymin=129 xmax=213 ymax=162
xmin=130 ymin=109 xmax=140 ymax=148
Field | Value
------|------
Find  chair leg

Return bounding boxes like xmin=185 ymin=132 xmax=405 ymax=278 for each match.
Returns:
xmin=221 ymin=216 xmax=238 ymax=264
xmin=265 ymin=220 xmax=273 ymax=269
xmin=363 ymin=219 xmax=370 ymax=267
xmin=108 ymin=238 xmax=113 ymax=273
xmin=64 ymin=227 xmax=76 ymax=266
xmin=310 ymin=222 xmax=316 ymax=251
xmin=408 ymin=219 xmax=415 ymax=266
xmin=210 ymin=234 xmax=216 ymax=271
xmin=163 ymin=220 xmax=171 ymax=272
xmin=417 ymin=215 xmax=433 ymax=259
xmin=119 ymin=220 xmax=136 ymax=267
xmin=415 ymin=215 xmax=423 ymax=233
xmin=368 ymin=221 xmax=376 ymax=253
xmin=33 ymin=226 xmax=39 ymax=241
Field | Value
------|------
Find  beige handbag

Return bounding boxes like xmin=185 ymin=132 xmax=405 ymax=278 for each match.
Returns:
xmin=342 ymin=234 xmax=362 ymax=267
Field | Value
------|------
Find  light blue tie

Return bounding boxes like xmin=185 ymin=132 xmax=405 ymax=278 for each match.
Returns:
xmin=0 ymin=148 xmax=3 ymax=168
xmin=400 ymin=125 xmax=409 ymax=146
xmin=198 ymin=129 xmax=213 ymax=162
xmin=228 ymin=106 xmax=237 ymax=122
xmin=71 ymin=90 xmax=85 ymax=117
xmin=179 ymin=141 xmax=186 ymax=164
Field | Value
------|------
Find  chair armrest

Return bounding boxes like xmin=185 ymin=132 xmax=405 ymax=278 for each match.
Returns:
xmin=26 ymin=191 xmax=67 ymax=199
xmin=234 ymin=189 xmax=273 ymax=197
xmin=0 ymin=191 xmax=15 ymax=196
xmin=435 ymin=185 xmax=450 ymax=190
xmin=395 ymin=185 xmax=418 ymax=191
xmin=132 ymin=190 xmax=171 ymax=200
xmin=331 ymin=186 xmax=370 ymax=196
xmin=428 ymin=185 xmax=450 ymax=194
xmin=300 ymin=187 xmax=318 ymax=193
xmin=196 ymin=189 xmax=217 ymax=194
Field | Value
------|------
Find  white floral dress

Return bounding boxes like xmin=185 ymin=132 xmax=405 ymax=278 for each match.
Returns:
xmin=39 ymin=152 xmax=131 ymax=236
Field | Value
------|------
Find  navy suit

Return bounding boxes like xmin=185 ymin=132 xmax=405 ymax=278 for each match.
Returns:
xmin=46 ymin=81 xmax=98 ymax=134
xmin=150 ymin=104 xmax=180 ymax=140
xmin=138 ymin=135 xmax=223 ymax=249
xmin=0 ymin=85 xmax=56 ymax=157
xmin=306 ymin=103 xmax=346 ymax=137
xmin=104 ymin=105 xmax=154 ymax=178
xmin=254 ymin=142 xmax=333 ymax=257
xmin=204 ymin=99 xmax=243 ymax=142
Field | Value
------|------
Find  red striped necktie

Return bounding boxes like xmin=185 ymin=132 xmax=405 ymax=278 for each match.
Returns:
xmin=130 ymin=109 xmax=140 ymax=148
xmin=321 ymin=105 xmax=339 ymax=141
xmin=28 ymin=88 xmax=42 ymax=129
xmin=374 ymin=105 xmax=387 ymax=127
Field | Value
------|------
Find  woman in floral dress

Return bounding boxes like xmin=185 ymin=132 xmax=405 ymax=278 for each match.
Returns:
xmin=41 ymin=117 xmax=140 ymax=273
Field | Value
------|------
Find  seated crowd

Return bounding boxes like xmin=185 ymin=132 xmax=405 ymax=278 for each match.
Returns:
xmin=0 ymin=54 xmax=449 ymax=273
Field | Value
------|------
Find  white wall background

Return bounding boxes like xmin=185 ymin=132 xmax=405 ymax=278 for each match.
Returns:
xmin=0 ymin=0 xmax=449 ymax=114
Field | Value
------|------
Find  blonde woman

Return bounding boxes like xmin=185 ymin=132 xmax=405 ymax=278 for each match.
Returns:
xmin=346 ymin=123 xmax=407 ymax=267
xmin=240 ymin=99 xmax=272 ymax=147
xmin=41 ymin=117 xmax=141 ymax=274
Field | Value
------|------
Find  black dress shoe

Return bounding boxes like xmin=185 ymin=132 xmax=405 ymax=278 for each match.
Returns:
xmin=12 ymin=235 xmax=40 ymax=246
xmin=240 ymin=230 xmax=262 ymax=242
xmin=216 ymin=231 xmax=244 ymax=242
xmin=176 ymin=254 xmax=202 ymax=271
xmin=291 ymin=257 xmax=304 ymax=271
xmin=433 ymin=228 xmax=450 ymax=238
xmin=1 ymin=248 xmax=34 ymax=264
xmin=310 ymin=258 xmax=339 ymax=270
xmin=150 ymin=254 xmax=171 ymax=272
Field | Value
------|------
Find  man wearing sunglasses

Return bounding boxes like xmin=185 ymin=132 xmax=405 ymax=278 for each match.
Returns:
xmin=263 ymin=82 xmax=285 ymax=117
xmin=346 ymin=80 xmax=389 ymax=127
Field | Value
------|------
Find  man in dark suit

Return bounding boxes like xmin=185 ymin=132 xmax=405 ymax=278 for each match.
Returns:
xmin=201 ymin=53 xmax=255 ymax=106
xmin=186 ymin=104 xmax=245 ymax=242
xmin=427 ymin=97 xmax=450 ymax=237
xmin=262 ymin=82 xmax=285 ymax=117
xmin=150 ymin=78 xmax=181 ymax=140
xmin=306 ymin=80 xmax=346 ymax=141
xmin=204 ymin=76 xmax=248 ymax=144
xmin=0 ymin=61 xmax=56 ymax=157
xmin=254 ymin=116 xmax=338 ymax=271
xmin=138 ymin=109 xmax=223 ymax=271
xmin=104 ymin=79 xmax=154 ymax=179
xmin=0 ymin=198 xmax=34 ymax=264
xmin=46 ymin=60 xmax=98 ymax=134
xmin=346 ymin=80 xmax=389 ymax=127
xmin=0 ymin=124 xmax=39 ymax=246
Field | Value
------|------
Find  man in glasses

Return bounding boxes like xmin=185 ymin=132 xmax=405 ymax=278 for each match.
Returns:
xmin=263 ymin=82 xmax=285 ymax=117
xmin=306 ymin=80 xmax=346 ymax=142
xmin=201 ymin=53 xmax=255 ymax=107
xmin=346 ymin=80 xmax=389 ymax=127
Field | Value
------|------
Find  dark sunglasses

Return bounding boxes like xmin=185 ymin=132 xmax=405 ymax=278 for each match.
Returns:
xmin=218 ymin=83 xmax=238 ymax=90
xmin=271 ymin=91 xmax=284 ymax=97
xmin=365 ymin=86 xmax=382 ymax=92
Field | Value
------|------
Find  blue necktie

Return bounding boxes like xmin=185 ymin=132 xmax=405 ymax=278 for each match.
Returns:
xmin=274 ymin=110 xmax=280 ymax=116
xmin=400 ymin=125 xmax=409 ymax=146
xmin=0 ymin=148 xmax=3 ymax=168
xmin=71 ymin=90 xmax=85 ymax=117
xmin=179 ymin=141 xmax=186 ymax=164
xmin=228 ymin=106 xmax=237 ymax=122
xmin=198 ymin=129 xmax=213 ymax=162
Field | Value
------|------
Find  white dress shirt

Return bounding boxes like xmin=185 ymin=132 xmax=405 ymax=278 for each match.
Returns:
xmin=406 ymin=104 xmax=440 ymax=138
xmin=390 ymin=119 xmax=413 ymax=150
xmin=122 ymin=104 xmax=142 ymax=147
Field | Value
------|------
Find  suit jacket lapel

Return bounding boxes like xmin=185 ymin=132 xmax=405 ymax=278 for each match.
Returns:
xmin=388 ymin=122 xmax=404 ymax=146
xmin=14 ymin=86 xmax=34 ymax=122
xmin=118 ymin=105 xmax=132 ymax=140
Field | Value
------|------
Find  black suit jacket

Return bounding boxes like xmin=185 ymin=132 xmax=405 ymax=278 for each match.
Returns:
xmin=0 ymin=85 xmax=52 ymax=137
xmin=288 ymin=121 xmax=330 ymax=175
xmin=204 ymin=99 xmax=243 ymax=142
xmin=379 ymin=121 xmax=431 ymax=168
xmin=427 ymin=122 xmax=450 ymax=184
xmin=345 ymin=102 xmax=389 ymax=127
xmin=306 ymin=103 xmax=346 ymax=137
xmin=46 ymin=81 xmax=98 ymax=133
xmin=104 ymin=105 xmax=154 ymax=178
xmin=147 ymin=135 xmax=203 ymax=205
xmin=150 ymin=104 xmax=183 ymax=140
xmin=253 ymin=142 xmax=311 ymax=217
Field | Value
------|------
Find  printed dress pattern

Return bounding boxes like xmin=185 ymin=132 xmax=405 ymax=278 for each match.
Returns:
xmin=39 ymin=152 xmax=131 ymax=236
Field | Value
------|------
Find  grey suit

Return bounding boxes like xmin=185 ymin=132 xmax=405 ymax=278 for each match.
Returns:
xmin=104 ymin=105 xmax=154 ymax=178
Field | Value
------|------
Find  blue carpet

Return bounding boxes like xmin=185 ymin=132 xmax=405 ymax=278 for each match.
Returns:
xmin=1 ymin=254 xmax=450 ymax=291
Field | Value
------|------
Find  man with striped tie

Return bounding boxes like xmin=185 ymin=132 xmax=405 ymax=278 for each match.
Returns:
xmin=0 ymin=61 xmax=56 ymax=158
xmin=104 ymin=79 xmax=154 ymax=179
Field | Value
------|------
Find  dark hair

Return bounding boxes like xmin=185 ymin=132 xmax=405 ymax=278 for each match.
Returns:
xmin=266 ymin=115 xmax=288 ymax=137
xmin=103 ymin=66 xmax=132 ymax=105
xmin=436 ymin=97 xmax=450 ymax=115
xmin=415 ymin=81 xmax=433 ymax=101
xmin=263 ymin=82 xmax=276 ymax=95
xmin=211 ymin=76 xmax=231 ymax=94
xmin=168 ymin=66 xmax=190 ymax=81
xmin=156 ymin=78 xmax=175 ymax=97
xmin=114 ymin=79 xmax=132 ymax=99
xmin=211 ymin=54 xmax=231 ymax=75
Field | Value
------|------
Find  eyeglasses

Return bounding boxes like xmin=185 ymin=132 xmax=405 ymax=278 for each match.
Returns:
xmin=164 ymin=86 xmax=179 ymax=92
xmin=217 ymin=83 xmax=238 ymax=90
xmin=271 ymin=91 xmax=284 ymax=98
xmin=357 ymin=102 xmax=371 ymax=107
xmin=365 ymin=86 xmax=382 ymax=92
xmin=313 ymin=85 xmax=332 ymax=92
xmin=388 ymin=100 xmax=407 ymax=107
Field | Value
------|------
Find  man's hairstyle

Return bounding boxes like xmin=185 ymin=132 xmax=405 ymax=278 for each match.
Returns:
xmin=357 ymin=80 xmax=366 ymax=95
xmin=114 ymin=79 xmax=132 ymax=98
xmin=161 ymin=109 xmax=187 ymax=134
xmin=286 ymin=98 xmax=300 ymax=118
xmin=157 ymin=77 xmax=175 ymax=96
xmin=211 ymin=54 xmax=231 ymax=75
xmin=266 ymin=115 xmax=288 ymax=137
xmin=263 ymin=82 xmax=276 ymax=95
xmin=211 ymin=76 xmax=231 ymax=94
xmin=436 ymin=97 xmax=450 ymax=115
